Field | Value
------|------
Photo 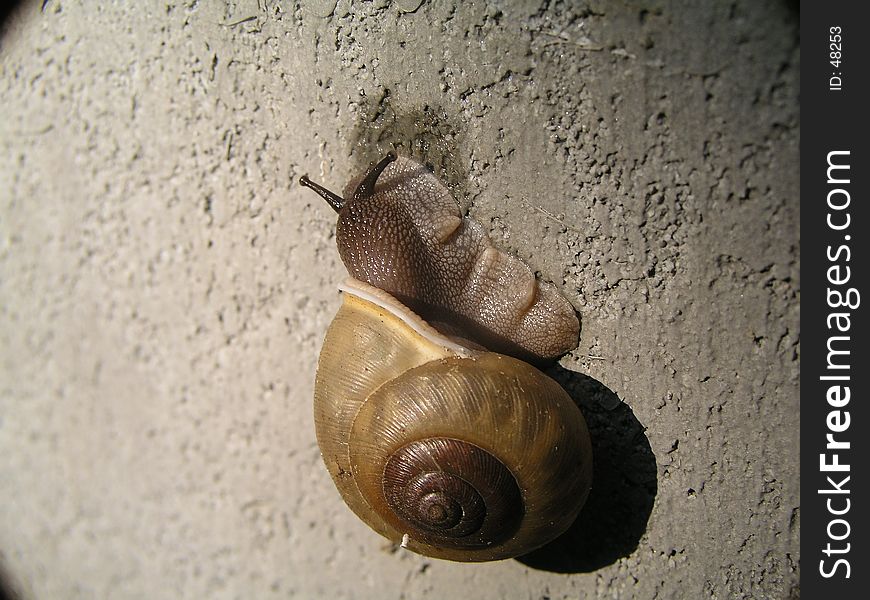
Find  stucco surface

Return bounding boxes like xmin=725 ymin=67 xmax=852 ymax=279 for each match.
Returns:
xmin=1 ymin=1 xmax=799 ymax=599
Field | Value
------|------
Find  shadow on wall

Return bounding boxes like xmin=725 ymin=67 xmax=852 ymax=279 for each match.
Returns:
xmin=0 ymin=558 xmax=24 ymax=600
xmin=0 ymin=0 xmax=25 ymax=39
xmin=518 ymin=371 xmax=657 ymax=573
xmin=345 ymin=93 xmax=471 ymax=202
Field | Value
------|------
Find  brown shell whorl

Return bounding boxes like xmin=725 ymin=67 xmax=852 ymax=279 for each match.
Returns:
xmin=312 ymin=283 xmax=593 ymax=562
xmin=383 ymin=437 xmax=523 ymax=548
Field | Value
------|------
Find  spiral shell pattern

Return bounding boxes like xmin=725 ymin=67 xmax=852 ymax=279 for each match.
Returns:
xmin=313 ymin=280 xmax=593 ymax=562
xmin=383 ymin=437 xmax=523 ymax=547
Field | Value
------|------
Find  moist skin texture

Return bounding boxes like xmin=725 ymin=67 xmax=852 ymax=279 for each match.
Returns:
xmin=335 ymin=155 xmax=580 ymax=361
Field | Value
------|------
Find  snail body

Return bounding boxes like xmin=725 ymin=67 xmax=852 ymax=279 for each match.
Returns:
xmin=301 ymin=152 xmax=579 ymax=362
xmin=302 ymin=154 xmax=592 ymax=562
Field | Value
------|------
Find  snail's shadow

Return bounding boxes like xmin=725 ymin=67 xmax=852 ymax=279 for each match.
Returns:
xmin=516 ymin=368 xmax=657 ymax=573
xmin=346 ymin=98 xmax=472 ymax=204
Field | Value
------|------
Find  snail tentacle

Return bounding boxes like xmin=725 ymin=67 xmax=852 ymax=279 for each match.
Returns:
xmin=351 ymin=151 xmax=397 ymax=202
xmin=299 ymin=174 xmax=344 ymax=212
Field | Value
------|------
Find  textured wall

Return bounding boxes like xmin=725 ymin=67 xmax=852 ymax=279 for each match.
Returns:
xmin=0 ymin=1 xmax=799 ymax=598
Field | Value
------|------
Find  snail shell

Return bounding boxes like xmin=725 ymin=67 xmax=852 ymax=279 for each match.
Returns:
xmin=302 ymin=153 xmax=592 ymax=562
xmin=314 ymin=278 xmax=593 ymax=562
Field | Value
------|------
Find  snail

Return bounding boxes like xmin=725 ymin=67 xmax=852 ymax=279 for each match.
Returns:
xmin=300 ymin=152 xmax=592 ymax=562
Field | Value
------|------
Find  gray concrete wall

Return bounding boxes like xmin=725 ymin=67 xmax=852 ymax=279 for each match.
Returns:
xmin=0 ymin=1 xmax=799 ymax=598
